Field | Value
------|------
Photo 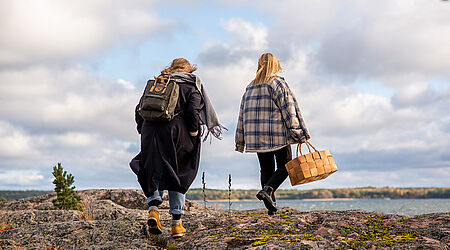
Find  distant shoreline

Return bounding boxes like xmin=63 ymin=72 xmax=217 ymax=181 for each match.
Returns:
xmin=194 ymin=198 xmax=357 ymax=202
xmin=186 ymin=187 xmax=450 ymax=200
xmin=2 ymin=187 xmax=449 ymax=201
xmin=190 ymin=198 xmax=450 ymax=203
xmin=193 ymin=197 xmax=450 ymax=202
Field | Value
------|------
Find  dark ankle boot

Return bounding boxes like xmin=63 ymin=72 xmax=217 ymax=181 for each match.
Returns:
xmin=268 ymin=210 xmax=276 ymax=216
xmin=271 ymin=192 xmax=276 ymax=206
xmin=268 ymin=192 xmax=277 ymax=215
xmin=256 ymin=185 xmax=277 ymax=212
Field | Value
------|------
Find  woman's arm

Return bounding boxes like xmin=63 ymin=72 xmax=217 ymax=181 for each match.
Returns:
xmin=135 ymin=103 xmax=144 ymax=134
xmin=235 ymin=94 xmax=245 ymax=152
xmin=270 ymin=78 xmax=310 ymax=142
xmin=185 ymin=87 xmax=202 ymax=134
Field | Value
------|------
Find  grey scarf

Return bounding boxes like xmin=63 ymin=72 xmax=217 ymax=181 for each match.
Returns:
xmin=172 ymin=72 xmax=227 ymax=141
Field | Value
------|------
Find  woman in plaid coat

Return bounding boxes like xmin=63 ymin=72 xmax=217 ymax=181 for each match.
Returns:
xmin=235 ymin=52 xmax=310 ymax=215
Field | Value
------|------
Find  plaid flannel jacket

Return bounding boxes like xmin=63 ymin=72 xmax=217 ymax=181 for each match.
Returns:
xmin=235 ymin=77 xmax=310 ymax=153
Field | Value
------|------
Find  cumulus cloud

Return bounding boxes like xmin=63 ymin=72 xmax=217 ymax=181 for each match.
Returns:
xmin=391 ymin=82 xmax=442 ymax=108
xmin=1 ymin=0 xmax=449 ymax=190
xmin=0 ymin=170 xmax=44 ymax=187
xmin=254 ymin=0 xmax=450 ymax=80
xmin=0 ymin=65 xmax=142 ymax=189
xmin=0 ymin=66 xmax=140 ymax=140
xmin=0 ymin=0 xmax=183 ymax=190
xmin=0 ymin=0 xmax=177 ymax=67
xmin=0 ymin=122 xmax=39 ymax=159
xmin=198 ymin=18 xmax=267 ymax=66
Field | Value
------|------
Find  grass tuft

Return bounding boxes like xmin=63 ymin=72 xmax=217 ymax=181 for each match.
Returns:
xmin=79 ymin=199 xmax=94 ymax=221
xmin=167 ymin=242 xmax=178 ymax=250
xmin=0 ymin=212 xmax=14 ymax=231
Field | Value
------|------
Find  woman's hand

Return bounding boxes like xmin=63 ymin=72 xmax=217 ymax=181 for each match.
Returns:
xmin=189 ymin=130 xmax=198 ymax=137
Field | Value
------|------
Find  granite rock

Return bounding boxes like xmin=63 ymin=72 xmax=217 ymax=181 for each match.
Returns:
xmin=0 ymin=189 xmax=448 ymax=249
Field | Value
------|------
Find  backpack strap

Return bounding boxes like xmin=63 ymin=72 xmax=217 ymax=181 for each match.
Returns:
xmin=160 ymin=76 xmax=171 ymax=94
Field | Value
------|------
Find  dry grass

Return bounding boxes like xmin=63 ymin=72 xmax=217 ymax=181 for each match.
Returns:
xmin=79 ymin=199 xmax=93 ymax=221
xmin=0 ymin=213 xmax=6 ymax=230
xmin=13 ymin=247 xmax=28 ymax=250
xmin=0 ymin=211 xmax=13 ymax=231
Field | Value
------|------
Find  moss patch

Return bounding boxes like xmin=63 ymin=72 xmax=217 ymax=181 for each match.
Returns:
xmin=342 ymin=217 xmax=420 ymax=248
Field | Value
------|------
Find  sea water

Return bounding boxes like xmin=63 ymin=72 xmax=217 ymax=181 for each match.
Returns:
xmin=210 ymin=199 xmax=450 ymax=216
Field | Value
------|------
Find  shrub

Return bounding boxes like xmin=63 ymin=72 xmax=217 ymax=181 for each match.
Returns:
xmin=52 ymin=163 xmax=81 ymax=210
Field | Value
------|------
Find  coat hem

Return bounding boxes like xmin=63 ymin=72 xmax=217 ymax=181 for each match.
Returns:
xmin=244 ymin=143 xmax=293 ymax=153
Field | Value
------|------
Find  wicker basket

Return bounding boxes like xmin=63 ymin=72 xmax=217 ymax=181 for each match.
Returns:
xmin=285 ymin=141 xmax=338 ymax=186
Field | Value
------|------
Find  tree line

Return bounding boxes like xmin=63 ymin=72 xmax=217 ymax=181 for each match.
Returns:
xmin=2 ymin=187 xmax=449 ymax=202
xmin=0 ymin=190 xmax=51 ymax=201
xmin=185 ymin=187 xmax=450 ymax=200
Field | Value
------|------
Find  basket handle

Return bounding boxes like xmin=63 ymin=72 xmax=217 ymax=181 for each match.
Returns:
xmin=296 ymin=141 xmax=311 ymax=157
xmin=305 ymin=141 xmax=318 ymax=152
xmin=296 ymin=141 xmax=319 ymax=157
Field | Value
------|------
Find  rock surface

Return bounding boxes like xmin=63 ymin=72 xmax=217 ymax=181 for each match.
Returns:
xmin=0 ymin=189 xmax=448 ymax=249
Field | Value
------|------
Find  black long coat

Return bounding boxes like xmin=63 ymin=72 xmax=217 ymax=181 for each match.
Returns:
xmin=134 ymin=74 xmax=203 ymax=196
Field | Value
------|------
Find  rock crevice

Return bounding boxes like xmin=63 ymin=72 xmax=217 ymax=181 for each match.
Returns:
xmin=0 ymin=189 xmax=448 ymax=249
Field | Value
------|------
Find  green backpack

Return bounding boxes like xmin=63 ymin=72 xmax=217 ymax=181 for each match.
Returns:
xmin=138 ymin=75 xmax=180 ymax=122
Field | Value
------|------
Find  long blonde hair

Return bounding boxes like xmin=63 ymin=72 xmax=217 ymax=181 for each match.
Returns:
xmin=160 ymin=58 xmax=197 ymax=77
xmin=252 ymin=53 xmax=282 ymax=85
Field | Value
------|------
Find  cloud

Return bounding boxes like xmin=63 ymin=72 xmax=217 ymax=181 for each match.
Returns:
xmin=1 ymin=1 xmax=449 ymax=190
xmin=0 ymin=170 xmax=44 ymax=187
xmin=0 ymin=0 xmax=179 ymax=190
xmin=0 ymin=66 xmax=140 ymax=140
xmin=198 ymin=18 xmax=268 ymax=66
xmin=391 ymin=82 xmax=442 ymax=108
xmin=0 ymin=122 xmax=39 ymax=159
xmin=0 ymin=0 xmax=178 ymax=67
xmin=255 ymin=0 xmax=450 ymax=80
xmin=222 ymin=18 xmax=268 ymax=52
xmin=0 ymin=65 xmax=142 ymax=189
xmin=117 ymin=78 xmax=136 ymax=90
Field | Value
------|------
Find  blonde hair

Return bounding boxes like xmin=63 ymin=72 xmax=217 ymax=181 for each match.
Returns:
xmin=160 ymin=58 xmax=197 ymax=76
xmin=252 ymin=53 xmax=282 ymax=85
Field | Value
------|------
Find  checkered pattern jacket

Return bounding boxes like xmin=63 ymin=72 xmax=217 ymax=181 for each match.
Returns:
xmin=235 ymin=77 xmax=310 ymax=153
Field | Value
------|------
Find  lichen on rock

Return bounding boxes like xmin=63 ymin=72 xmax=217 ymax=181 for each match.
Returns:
xmin=0 ymin=189 xmax=448 ymax=249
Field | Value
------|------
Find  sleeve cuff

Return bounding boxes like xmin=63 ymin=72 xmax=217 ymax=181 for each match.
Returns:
xmin=235 ymin=144 xmax=244 ymax=153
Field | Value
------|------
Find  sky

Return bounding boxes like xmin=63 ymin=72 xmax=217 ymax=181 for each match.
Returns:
xmin=0 ymin=0 xmax=449 ymax=191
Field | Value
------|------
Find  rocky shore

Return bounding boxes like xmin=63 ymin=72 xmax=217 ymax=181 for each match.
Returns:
xmin=0 ymin=189 xmax=448 ymax=249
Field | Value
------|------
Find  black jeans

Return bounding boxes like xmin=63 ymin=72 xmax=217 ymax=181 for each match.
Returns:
xmin=257 ymin=145 xmax=292 ymax=196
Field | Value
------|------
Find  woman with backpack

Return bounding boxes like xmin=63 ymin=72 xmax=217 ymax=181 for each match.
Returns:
xmin=235 ymin=52 xmax=310 ymax=215
xmin=133 ymin=58 xmax=224 ymax=237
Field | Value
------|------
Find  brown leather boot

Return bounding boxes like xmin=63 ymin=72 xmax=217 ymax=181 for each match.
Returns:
xmin=171 ymin=220 xmax=186 ymax=238
xmin=147 ymin=209 xmax=162 ymax=234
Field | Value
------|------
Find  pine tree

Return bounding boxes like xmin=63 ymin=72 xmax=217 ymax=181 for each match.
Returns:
xmin=52 ymin=163 xmax=81 ymax=210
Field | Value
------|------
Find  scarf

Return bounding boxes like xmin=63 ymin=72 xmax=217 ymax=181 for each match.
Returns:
xmin=171 ymin=72 xmax=227 ymax=141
